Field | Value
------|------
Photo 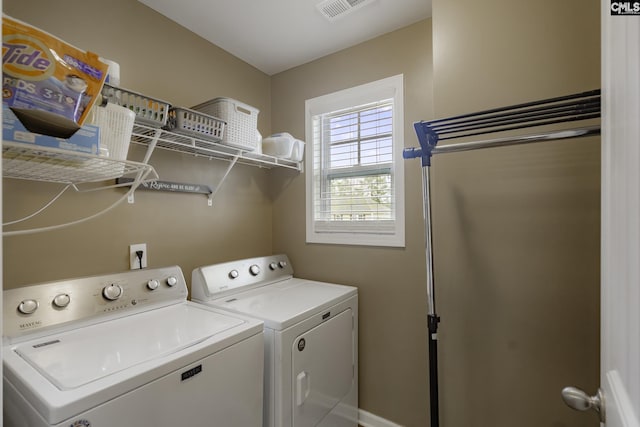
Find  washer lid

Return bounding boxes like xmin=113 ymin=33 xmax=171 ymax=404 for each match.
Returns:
xmin=14 ymin=303 xmax=245 ymax=390
xmin=209 ymin=278 xmax=357 ymax=330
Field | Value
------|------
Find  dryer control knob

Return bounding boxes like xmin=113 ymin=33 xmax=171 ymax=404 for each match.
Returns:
xmin=18 ymin=299 xmax=38 ymax=315
xmin=53 ymin=293 xmax=71 ymax=308
xmin=269 ymin=262 xmax=278 ymax=270
xmin=229 ymin=270 xmax=239 ymax=279
xmin=278 ymin=260 xmax=288 ymax=268
xmin=103 ymin=284 xmax=123 ymax=301
xmin=249 ymin=264 xmax=261 ymax=276
xmin=147 ymin=279 xmax=159 ymax=291
xmin=166 ymin=276 xmax=178 ymax=287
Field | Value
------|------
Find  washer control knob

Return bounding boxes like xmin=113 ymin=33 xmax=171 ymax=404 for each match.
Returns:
xmin=166 ymin=276 xmax=178 ymax=287
xmin=102 ymin=284 xmax=123 ymax=301
xmin=278 ymin=260 xmax=288 ymax=268
xmin=229 ymin=270 xmax=239 ymax=279
xmin=269 ymin=262 xmax=278 ymax=270
xmin=147 ymin=279 xmax=159 ymax=291
xmin=18 ymin=299 xmax=38 ymax=315
xmin=249 ymin=264 xmax=261 ymax=276
xmin=53 ymin=293 xmax=71 ymax=308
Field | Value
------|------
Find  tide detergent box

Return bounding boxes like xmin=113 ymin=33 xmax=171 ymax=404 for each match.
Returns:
xmin=2 ymin=15 xmax=108 ymax=138
xmin=3 ymin=104 xmax=100 ymax=155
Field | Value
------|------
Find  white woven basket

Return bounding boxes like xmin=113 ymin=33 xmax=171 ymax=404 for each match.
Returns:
xmin=192 ymin=97 xmax=259 ymax=151
xmin=90 ymin=103 xmax=135 ymax=162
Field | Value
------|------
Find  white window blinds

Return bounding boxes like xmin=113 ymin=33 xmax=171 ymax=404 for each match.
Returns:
xmin=305 ymin=75 xmax=405 ymax=247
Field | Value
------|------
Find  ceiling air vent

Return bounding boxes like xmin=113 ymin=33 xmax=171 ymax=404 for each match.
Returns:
xmin=316 ymin=0 xmax=376 ymax=22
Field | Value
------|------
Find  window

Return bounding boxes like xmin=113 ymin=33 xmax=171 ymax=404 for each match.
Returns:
xmin=305 ymin=75 xmax=405 ymax=247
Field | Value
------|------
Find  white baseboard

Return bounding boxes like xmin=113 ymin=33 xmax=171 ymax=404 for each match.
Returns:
xmin=358 ymin=409 xmax=404 ymax=427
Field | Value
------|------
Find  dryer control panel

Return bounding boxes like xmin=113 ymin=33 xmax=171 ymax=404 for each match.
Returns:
xmin=192 ymin=254 xmax=294 ymax=301
xmin=3 ymin=265 xmax=188 ymax=340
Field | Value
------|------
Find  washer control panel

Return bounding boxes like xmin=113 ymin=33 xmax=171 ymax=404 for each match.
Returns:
xmin=192 ymin=254 xmax=294 ymax=301
xmin=3 ymin=266 xmax=188 ymax=339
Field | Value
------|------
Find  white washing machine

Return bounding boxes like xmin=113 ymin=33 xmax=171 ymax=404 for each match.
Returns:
xmin=3 ymin=265 xmax=264 ymax=427
xmin=191 ymin=254 xmax=358 ymax=427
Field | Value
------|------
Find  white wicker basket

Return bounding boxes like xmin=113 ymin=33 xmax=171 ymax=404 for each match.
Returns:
xmin=89 ymin=103 xmax=135 ymax=163
xmin=192 ymin=97 xmax=259 ymax=151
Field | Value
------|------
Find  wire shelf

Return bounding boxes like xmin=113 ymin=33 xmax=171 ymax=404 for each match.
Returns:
xmin=131 ymin=123 xmax=302 ymax=171
xmin=2 ymin=142 xmax=153 ymax=185
xmin=2 ymin=110 xmax=300 ymax=234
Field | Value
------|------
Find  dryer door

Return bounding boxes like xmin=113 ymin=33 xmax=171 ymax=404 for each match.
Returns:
xmin=292 ymin=308 xmax=355 ymax=427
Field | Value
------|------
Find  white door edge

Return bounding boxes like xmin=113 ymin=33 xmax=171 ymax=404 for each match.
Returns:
xmin=601 ymin=0 xmax=640 ymax=425
xmin=605 ymin=371 xmax=640 ymax=427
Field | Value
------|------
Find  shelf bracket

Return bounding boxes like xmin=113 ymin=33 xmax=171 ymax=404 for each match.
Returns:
xmin=208 ymin=155 xmax=239 ymax=205
xmin=141 ymin=128 xmax=162 ymax=164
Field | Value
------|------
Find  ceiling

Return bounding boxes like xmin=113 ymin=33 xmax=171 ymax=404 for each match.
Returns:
xmin=138 ymin=0 xmax=432 ymax=76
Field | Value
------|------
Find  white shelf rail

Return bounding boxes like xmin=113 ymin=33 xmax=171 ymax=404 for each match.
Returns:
xmin=2 ymin=113 xmax=302 ymax=233
xmin=131 ymin=123 xmax=303 ymax=171
xmin=3 ymin=142 xmax=158 ymax=236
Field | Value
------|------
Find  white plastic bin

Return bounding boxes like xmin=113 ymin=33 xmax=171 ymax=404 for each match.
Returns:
xmin=262 ymin=132 xmax=305 ymax=161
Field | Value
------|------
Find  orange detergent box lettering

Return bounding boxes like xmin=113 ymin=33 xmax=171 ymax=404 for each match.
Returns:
xmin=2 ymin=15 xmax=108 ymax=138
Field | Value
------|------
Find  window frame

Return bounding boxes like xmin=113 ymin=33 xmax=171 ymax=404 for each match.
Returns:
xmin=305 ymin=74 xmax=405 ymax=247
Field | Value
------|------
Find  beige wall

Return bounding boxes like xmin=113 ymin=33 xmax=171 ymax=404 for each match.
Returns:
xmin=432 ymin=1 xmax=600 ymax=427
xmin=3 ymin=0 xmax=274 ymax=288
xmin=270 ymin=20 xmax=434 ymax=426
xmin=271 ymin=3 xmax=600 ymax=427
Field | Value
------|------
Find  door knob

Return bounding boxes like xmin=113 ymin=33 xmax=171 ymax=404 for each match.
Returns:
xmin=561 ymin=386 xmax=605 ymax=422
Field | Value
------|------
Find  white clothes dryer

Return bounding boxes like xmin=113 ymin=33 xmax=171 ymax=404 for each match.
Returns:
xmin=3 ymin=266 xmax=264 ymax=427
xmin=192 ymin=254 xmax=358 ymax=427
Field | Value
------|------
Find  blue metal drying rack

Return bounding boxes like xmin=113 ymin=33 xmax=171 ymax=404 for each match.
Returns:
xmin=403 ymin=89 xmax=601 ymax=427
